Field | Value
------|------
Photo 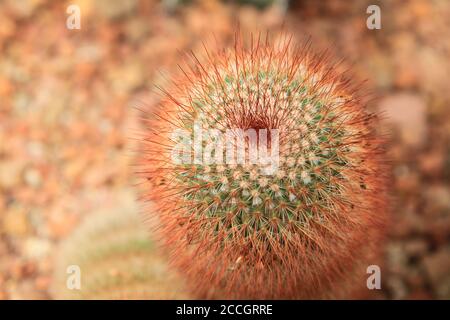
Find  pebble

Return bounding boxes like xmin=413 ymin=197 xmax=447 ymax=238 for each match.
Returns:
xmin=404 ymin=239 xmax=428 ymax=258
xmin=23 ymin=168 xmax=42 ymax=189
xmin=424 ymin=185 xmax=450 ymax=213
xmin=422 ymin=247 xmax=450 ymax=298
xmin=94 ymin=0 xmax=138 ymax=19
xmin=0 ymin=161 xmax=25 ymax=191
xmin=23 ymin=238 xmax=52 ymax=260
xmin=378 ymin=93 xmax=427 ymax=148
xmin=2 ymin=206 xmax=31 ymax=237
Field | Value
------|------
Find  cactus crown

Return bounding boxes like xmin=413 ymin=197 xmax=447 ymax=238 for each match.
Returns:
xmin=141 ymin=34 xmax=387 ymax=299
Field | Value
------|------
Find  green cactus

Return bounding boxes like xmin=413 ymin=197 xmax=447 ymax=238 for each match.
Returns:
xmin=51 ymin=191 xmax=188 ymax=299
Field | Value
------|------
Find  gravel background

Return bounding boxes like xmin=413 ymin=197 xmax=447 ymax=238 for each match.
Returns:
xmin=0 ymin=0 xmax=448 ymax=299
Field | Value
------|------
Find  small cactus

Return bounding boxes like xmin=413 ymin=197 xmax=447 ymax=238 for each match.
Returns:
xmin=140 ymin=34 xmax=388 ymax=299
xmin=52 ymin=191 xmax=188 ymax=299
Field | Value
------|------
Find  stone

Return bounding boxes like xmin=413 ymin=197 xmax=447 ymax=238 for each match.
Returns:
xmin=23 ymin=237 xmax=51 ymax=260
xmin=23 ymin=168 xmax=42 ymax=188
xmin=2 ymin=206 xmax=31 ymax=237
xmin=0 ymin=160 xmax=24 ymax=191
xmin=424 ymin=185 xmax=450 ymax=213
xmin=419 ymin=151 xmax=444 ymax=178
xmin=404 ymin=239 xmax=428 ymax=257
xmin=378 ymin=93 xmax=427 ymax=148
xmin=94 ymin=0 xmax=138 ymax=20
xmin=422 ymin=247 xmax=450 ymax=298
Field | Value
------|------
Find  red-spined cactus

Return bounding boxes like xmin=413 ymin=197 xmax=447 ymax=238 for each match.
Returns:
xmin=138 ymin=34 xmax=388 ymax=299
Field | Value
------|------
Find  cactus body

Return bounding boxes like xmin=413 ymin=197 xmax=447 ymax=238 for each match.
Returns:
xmin=140 ymin=35 xmax=388 ymax=299
xmin=52 ymin=191 xmax=188 ymax=299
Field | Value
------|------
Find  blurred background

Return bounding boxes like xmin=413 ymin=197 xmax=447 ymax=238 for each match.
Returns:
xmin=0 ymin=0 xmax=449 ymax=299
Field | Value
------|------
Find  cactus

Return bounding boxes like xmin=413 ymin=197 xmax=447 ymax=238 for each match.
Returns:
xmin=52 ymin=191 xmax=188 ymax=299
xmin=139 ymin=34 xmax=388 ymax=299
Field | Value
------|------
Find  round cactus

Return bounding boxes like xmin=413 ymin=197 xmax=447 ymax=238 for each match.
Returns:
xmin=139 ymin=34 xmax=388 ymax=299
xmin=52 ymin=191 xmax=189 ymax=299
